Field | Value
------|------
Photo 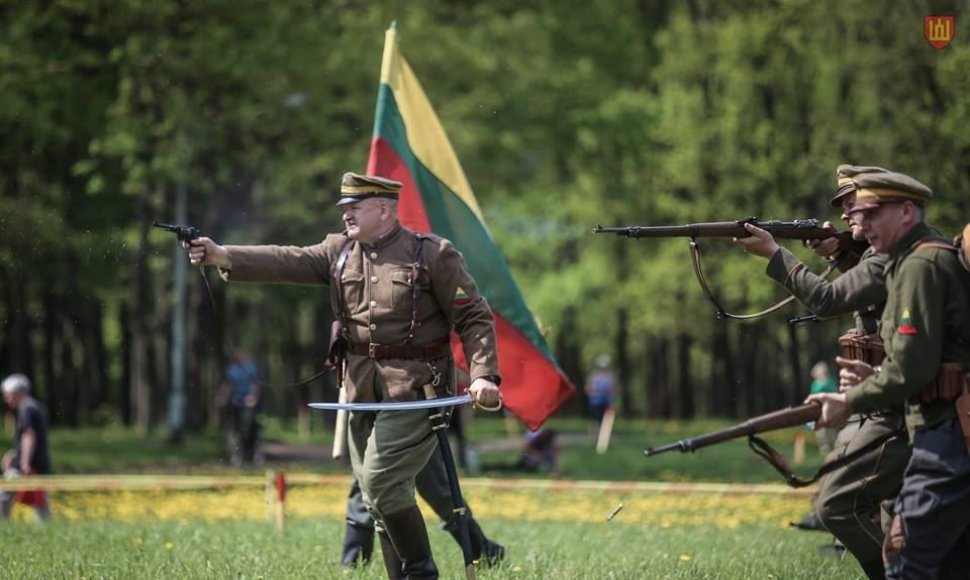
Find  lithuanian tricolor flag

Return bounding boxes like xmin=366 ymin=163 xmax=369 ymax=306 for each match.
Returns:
xmin=365 ymin=24 xmax=575 ymax=429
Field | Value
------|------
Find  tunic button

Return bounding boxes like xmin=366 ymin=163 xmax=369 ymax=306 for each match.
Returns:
xmin=370 ymin=300 xmax=378 ymax=308
xmin=370 ymin=276 xmax=378 ymax=283
xmin=369 ymin=323 xmax=377 ymax=331
xmin=370 ymin=251 xmax=378 ymax=259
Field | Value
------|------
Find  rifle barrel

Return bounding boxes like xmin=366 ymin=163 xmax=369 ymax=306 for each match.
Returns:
xmin=593 ymin=219 xmax=834 ymax=240
xmin=642 ymin=440 xmax=689 ymax=456
xmin=642 ymin=403 xmax=821 ymax=457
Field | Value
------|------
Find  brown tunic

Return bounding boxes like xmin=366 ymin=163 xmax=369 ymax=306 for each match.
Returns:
xmin=219 ymin=223 xmax=499 ymax=403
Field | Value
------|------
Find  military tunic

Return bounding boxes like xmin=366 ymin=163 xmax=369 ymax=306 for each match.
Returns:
xmin=767 ymin=245 xmax=910 ymax=573
xmin=843 ymin=221 xmax=970 ymax=579
xmin=220 ymin=222 xmax=500 ymax=516
xmin=768 ymin=246 xmax=886 ymax=333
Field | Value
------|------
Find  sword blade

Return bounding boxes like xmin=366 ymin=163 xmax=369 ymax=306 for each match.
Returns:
xmin=308 ymin=394 xmax=472 ymax=412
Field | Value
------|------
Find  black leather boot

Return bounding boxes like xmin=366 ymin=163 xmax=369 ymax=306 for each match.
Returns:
xmin=858 ymin=558 xmax=885 ymax=580
xmin=382 ymin=506 xmax=439 ymax=579
xmin=341 ymin=523 xmax=375 ymax=568
xmin=445 ymin=517 xmax=506 ymax=567
xmin=378 ymin=530 xmax=404 ymax=580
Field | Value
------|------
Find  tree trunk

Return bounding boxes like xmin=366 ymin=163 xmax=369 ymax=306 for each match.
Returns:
xmin=554 ymin=306 xmax=584 ymax=416
xmin=120 ymin=304 xmax=133 ymax=425
xmin=676 ymin=332 xmax=693 ymax=419
xmin=614 ymin=307 xmax=633 ymax=418
xmin=130 ymin=193 xmax=153 ymax=434
xmin=645 ymin=336 xmax=670 ymax=418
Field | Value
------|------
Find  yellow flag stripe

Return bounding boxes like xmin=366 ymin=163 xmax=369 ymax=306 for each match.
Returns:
xmin=379 ymin=26 xmax=484 ymax=220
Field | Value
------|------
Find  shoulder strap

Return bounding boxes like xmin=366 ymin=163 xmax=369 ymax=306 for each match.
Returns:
xmin=407 ymin=234 xmax=428 ymax=344
xmin=331 ymin=240 xmax=356 ymax=326
xmin=915 ymin=240 xmax=957 ymax=252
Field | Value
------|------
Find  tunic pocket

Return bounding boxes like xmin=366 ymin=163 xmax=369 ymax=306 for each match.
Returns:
xmin=389 ymin=268 xmax=416 ymax=310
xmin=341 ymin=269 xmax=365 ymax=314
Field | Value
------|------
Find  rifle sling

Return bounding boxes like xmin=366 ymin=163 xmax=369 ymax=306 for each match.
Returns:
xmin=746 ymin=422 xmax=904 ymax=488
xmin=688 ymin=239 xmax=835 ymax=321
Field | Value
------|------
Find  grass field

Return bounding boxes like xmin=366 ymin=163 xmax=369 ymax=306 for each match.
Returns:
xmin=0 ymin=417 xmax=866 ymax=578
xmin=0 ymin=481 xmax=861 ymax=580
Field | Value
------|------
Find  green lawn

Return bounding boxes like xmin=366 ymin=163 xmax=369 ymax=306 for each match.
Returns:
xmin=5 ymin=417 xmax=861 ymax=579
xmin=0 ymin=518 xmax=861 ymax=579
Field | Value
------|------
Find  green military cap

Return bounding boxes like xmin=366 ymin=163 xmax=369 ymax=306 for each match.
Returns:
xmin=830 ymin=164 xmax=891 ymax=207
xmin=844 ymin=170 xmax=933 ymax=215
xmin=336 ymin=172 xmax=402 ymax=205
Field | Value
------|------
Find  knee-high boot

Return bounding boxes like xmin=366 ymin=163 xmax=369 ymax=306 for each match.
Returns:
xmin=378 ymin=530 xmax=404 ymax=580
xmin=445 ymin=516 xmax=505 ymax=567
xmin=381 ymin=506 xmax=439 ymax=579
xmin=858 ymin=558 xmax=885 ymax=580
xmin=341 ymin=523 xmax=375 ymax=568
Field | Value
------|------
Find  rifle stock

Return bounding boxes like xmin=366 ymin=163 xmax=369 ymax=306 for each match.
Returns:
xmin=643 ymin=403 xmax=821 ymax=457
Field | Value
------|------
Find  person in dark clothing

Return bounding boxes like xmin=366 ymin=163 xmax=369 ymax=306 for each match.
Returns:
xmin=215 ymin=349 xmax=262 ymax=467
xmin=1 ymin=373 xmax=52 ymax=521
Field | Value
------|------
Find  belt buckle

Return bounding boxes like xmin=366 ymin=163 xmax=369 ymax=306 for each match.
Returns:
xmin=368 ymin=343 xmax=378 ymax=358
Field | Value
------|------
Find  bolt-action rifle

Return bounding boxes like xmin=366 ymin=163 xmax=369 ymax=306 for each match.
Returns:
xmin=643 ymin=402 xmax=901 ymax=488
xmin=643 ymin=403 xmax=820 ymax=457
xmin=592 ymin=217 xmax=867 ymax=320
xmin=592 ymin=216 xmax=860 ymax=248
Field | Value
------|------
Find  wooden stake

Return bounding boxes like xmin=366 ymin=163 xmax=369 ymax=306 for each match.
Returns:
xmin=793 ymin=430 xmax=806 ymax=466
xmin=596 ymin=407 xmax=616 ymax=455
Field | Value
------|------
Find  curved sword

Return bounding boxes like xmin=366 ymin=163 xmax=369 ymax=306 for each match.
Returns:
xmin=308 ymin=394 xmax=472 ymax=412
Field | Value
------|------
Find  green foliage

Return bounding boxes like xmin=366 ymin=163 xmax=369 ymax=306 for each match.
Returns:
xmin=2 ymin=0 xmax=968 ymax=426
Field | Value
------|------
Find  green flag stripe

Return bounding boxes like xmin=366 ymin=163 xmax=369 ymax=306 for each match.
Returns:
xmin=374 ymin=85 xmax=556 ymax=360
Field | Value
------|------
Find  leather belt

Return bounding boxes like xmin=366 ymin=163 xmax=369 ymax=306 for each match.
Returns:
xmin=911 ymin=362 xmax=968 ymax=404
xmin=349 ymin=340 xmax=451 ymax=360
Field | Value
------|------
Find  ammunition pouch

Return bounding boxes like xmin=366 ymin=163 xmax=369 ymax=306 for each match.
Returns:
xmin=910 ymin=362 xmax=970 ymax=451
xmin=957 ymin=388 xmax=970 ymax=452
xmin=909 ymin=362 xmax=968 ymax=404
xmin=838 ymin=330 xmax=885 ymax=366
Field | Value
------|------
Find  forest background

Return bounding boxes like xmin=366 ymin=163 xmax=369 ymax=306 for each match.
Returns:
xmin=2 ymin=0 xmax=968 ymax=437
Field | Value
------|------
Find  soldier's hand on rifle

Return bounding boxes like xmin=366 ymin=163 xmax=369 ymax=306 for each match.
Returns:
xmin=834 ymin=356 xmax=875 ymax=392
xmin=804 ymin=392 xmax=851 ymax=429
xmin=733 ymin=223 xmax=779 ymax=258
xmin=806 ymin=221 xmax=841 ymax=260
xmin=184 ymin=237 xmax=230 ymax=268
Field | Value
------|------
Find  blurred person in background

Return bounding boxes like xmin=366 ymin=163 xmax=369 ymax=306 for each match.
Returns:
xmin=585 ymin=354 xmax=615 ymax=432
xmin=215 ymin=348 xmax=263 ymax=468
xmin=1 ymin=373 xmax=52 ymax=522
xmin=808 ymin=361 xmax=839 ymax=454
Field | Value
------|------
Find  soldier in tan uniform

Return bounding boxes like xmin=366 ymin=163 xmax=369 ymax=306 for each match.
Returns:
xmin=187 ymin=173 xmax=501 ymax=579
xmin=735 ymin=165 xmax=910 ymax=579
xmin=808 ymin=170 xmax=970 ymax=579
